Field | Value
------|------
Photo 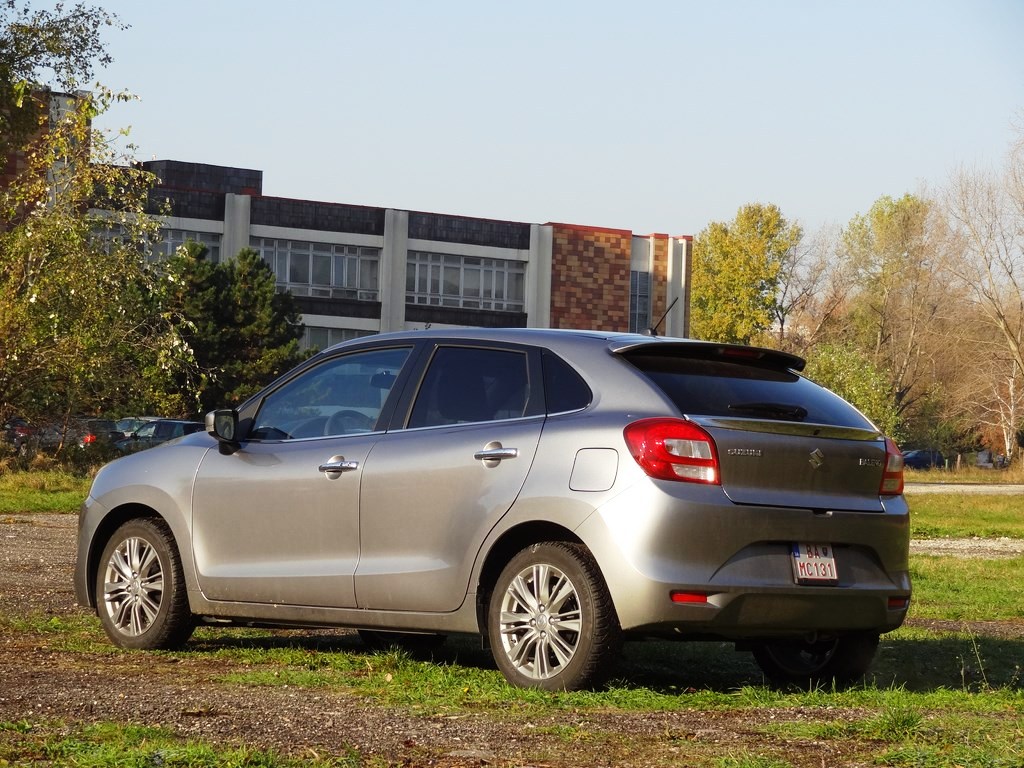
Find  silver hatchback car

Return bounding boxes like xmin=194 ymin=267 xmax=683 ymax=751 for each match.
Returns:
xmin=75 ymin=329 xmax=909 ymax=690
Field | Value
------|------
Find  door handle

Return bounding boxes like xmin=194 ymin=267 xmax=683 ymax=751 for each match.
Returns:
xmin=474 ymin=442 xmax=519 ymax=467
xmin=474 ymin=447 xmax=519 ymax=461
xmin=318 ymin=456 xmax=359 ymax=475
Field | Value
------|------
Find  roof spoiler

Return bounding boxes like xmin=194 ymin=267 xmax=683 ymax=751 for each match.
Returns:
xmin=611 ymin=340 xmax=806 ymax=372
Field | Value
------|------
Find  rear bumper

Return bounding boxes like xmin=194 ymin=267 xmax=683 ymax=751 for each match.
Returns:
xmin=577 ymin=482 xmax=911 ymax=639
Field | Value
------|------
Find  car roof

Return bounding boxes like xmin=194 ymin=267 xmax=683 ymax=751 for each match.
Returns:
xmin=327 ymin=328 xmax=806 ymax=372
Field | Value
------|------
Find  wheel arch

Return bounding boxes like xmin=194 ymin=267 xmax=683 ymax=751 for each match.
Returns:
xmin=474 ymin=521 xmax=584 ymax=636
xmin=83 ymin=504 xmax=184 ymax=608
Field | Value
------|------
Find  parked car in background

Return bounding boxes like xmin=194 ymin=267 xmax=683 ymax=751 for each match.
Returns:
xmin=114 ymin=416 xmax=159 ymax=438
xmin=902 ymin=449 xmax=945 ymax=470
xmin=38 ymin=417 xmax=123 ymax=452
xmin=76 ymin=329 xmax=909 ymax=691
xmin=116 ymin=419 xmax=204 ymax=453
xmin=2 ymin=417 xmax=37 ymax=455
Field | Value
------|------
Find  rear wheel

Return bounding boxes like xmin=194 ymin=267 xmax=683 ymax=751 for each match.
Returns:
xmin=95 ymin=518 xmax=194 ymax=650
xmin=752 ymin=632 xmax=880 ymax=689
xmin=487 ymin=542 xmax=621 ymax=691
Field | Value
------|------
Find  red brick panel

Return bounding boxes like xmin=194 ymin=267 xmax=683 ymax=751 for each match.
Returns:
xmin=549 ymin=224 xmax=632 ymax=331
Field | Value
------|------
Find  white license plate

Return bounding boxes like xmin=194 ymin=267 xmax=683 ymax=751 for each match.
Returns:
xmin=791 ymin=543 xmax=838 ymax=584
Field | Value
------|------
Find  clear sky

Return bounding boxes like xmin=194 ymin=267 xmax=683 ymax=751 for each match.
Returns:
xmin=90 ymin=0 xmax=1023 ymax=237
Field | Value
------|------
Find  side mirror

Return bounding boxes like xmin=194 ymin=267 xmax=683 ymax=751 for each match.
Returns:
xmin=206 ymin=409 xmax=238 ymax=443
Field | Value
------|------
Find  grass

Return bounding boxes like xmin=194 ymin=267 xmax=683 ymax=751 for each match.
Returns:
xmin=5 ymin=621 xmax=1021 ymax=766
xmin=904 ymin=461 xmax=1024 ymax=484
xmin=1 ymin=471 xmax=1022 ymax=766
xmin=0 ymin=721 xmax=363 ymax=767
xmin=0 ymin=470 xmax=92 ymax=514
xmin=909 ymin=556 xmax=1024 ymax=620
xmin=905 ymin=491 xmax=1024 ymax=539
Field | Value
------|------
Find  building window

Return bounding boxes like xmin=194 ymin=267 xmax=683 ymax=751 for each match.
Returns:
xmin=629 ymin=270 xmax=651 ymax=333
xmin=302 ymin=326 xmax=376 ymax=353
xmin=406 ymin=251 xmax=524 ymax=311
xmin=153 ymin=229 xmax=222 ymax=263
xmin=250 ymin=238 xmax=380 ymax=301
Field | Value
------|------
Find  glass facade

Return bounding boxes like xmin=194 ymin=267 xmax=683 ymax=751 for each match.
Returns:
xmin=301 ymin=326 xmax=375 ymax=353
xmin=629 ymin=270 xmax=651 ymax=333
xmin=406 ymin=251 xmax=525 ymax=311
xmin=153 ymin=229 xmax=222 ymax=263
xmin=250 ymin=238 xmax=380 ymax=300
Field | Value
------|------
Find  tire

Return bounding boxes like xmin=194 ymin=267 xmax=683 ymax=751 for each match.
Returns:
xmin=358 ymin=629 xmax=447 ymax=654
xmin=95 ymin=518 xmax=194 ymax=650
xmin=487 ymin=542 xmax=621 ymax=691
xmin=752 ymin=632 xmax=880 ymax=689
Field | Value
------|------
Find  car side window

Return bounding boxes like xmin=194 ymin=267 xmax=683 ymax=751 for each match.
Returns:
xmin=408 ymin=346 xmax=530 ymax=428
xmin=541 ymin=351 xmax=592 ymax=414
xmin=253 ymin=347 xmax=411 ymax=440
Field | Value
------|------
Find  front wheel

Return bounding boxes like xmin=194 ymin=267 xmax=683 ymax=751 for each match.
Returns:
xmin=95 ymin=518 xmax=194 ymax=650
xmin=487 ymin=542 xmax=621 ymax=691
xmin=752 ymin=632 xmax=880 ymax=689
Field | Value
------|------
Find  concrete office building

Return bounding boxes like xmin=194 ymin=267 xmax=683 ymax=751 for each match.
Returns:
xmin=143 ymin=161 xmax=693 ymax=350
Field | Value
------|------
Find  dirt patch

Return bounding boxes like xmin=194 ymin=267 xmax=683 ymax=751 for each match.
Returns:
xmin=0 ymin=513 xmax=1020 ymax=766
xmin=910 ymin=536 xmax=1024 ymax=559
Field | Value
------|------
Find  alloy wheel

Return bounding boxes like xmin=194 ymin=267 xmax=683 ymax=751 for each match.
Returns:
xmin=497 ymin=561 xmax=583 ymax=681
xmin=102 ymin=535 xmax=165 ymax=637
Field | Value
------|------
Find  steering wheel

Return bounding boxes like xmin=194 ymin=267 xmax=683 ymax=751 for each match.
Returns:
xmin=254 ymin=426 xmax=292 ymax=440
xmin=324 ymin=409 xmax=374 ymax=435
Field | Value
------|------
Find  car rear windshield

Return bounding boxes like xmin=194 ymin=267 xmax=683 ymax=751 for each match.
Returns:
xmin=622 ymin=352 xmax=876 ymax=430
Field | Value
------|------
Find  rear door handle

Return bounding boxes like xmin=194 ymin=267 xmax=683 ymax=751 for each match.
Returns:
xmin=319 ymin=456 xmax=359 ymax=475
xmin=474 ymin=447 xmax=519 ymax=461
xmin=474 ymin=443 xmax=519 ymax=467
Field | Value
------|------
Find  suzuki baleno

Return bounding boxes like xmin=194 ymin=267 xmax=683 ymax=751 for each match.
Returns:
xmin=75 ymin=328 xmax=910 ymax=690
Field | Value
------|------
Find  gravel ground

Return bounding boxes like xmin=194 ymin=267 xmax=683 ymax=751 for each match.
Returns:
xmin=1 ymin=512 xmax=1021 ymax=766
xmin=904 ymin=482 xmax=1024 ymax=495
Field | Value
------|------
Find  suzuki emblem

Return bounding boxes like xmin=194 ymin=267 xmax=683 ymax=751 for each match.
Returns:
xmin=809 ymin=449 xmax=825 ymax=470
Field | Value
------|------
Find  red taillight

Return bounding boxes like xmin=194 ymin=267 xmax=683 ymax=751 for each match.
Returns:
xmin=880 ymin=437 xmax=904 ymax=496
xmin=81 ymin=433 xmax=96 ymax=445
xmin=623 ymin=418 xmax=720 ymax=484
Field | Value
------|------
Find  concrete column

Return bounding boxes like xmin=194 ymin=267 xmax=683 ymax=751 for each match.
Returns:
xmin=666 ymin=237 xmax=692 ymax=338
xmin=527 ymin=224 xmax=553 ymax=327
xmin=381 ymin=209 xmax=409 ymax=332
xmin=223 ymin=193 xmax=252 ymax=260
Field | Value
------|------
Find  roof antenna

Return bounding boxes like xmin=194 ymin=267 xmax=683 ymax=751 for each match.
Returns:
xmin=647 ymin=296 xmax=679 ymax=337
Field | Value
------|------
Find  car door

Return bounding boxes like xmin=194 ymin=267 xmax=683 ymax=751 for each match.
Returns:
xmin=133 ymin=421 xmax=159 ymax=449
xmin=355 ymin=343 xmax=543 ymax=613
xmin=191 ymin=345 xmax=414 ymax=608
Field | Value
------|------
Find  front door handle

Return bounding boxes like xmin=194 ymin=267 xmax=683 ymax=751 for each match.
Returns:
xmin=319 ymin=456 xmax=359 ymax=476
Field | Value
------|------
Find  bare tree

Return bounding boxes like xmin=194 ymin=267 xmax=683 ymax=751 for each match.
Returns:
xmin=942 ymin=139 xmax=1024 ymax=460
xmin=769 ymin=223 xmax=846 ymax=352
xmin=944 ymin=148 xmax=1024 ymax=373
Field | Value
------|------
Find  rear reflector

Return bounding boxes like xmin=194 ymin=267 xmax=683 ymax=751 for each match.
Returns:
xmin=888 ymin=596 xmax=910 ymax=610
xmin=670 ymin=591 xmax=709 ymax=604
